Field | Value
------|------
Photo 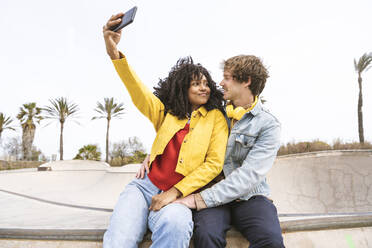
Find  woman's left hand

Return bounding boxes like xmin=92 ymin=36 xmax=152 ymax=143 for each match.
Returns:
xmin=149 ymin=187 xmax=181 ymax=211
xmin=136 ymin=154 xmax=150 ymax=179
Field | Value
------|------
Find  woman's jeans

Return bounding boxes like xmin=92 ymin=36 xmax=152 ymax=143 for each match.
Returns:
xmin=103 ymin=174 xmax=193 ymax=248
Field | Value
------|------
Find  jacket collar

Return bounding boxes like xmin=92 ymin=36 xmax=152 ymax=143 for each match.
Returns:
xmin=196 ymin=106 xmax=208 ymax=117
xmin=249 ymin=98 xmax=263 ymax=116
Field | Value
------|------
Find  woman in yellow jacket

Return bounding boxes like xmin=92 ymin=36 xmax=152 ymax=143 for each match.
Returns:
xmin=103 ymin=13 xmax=228 ymax=248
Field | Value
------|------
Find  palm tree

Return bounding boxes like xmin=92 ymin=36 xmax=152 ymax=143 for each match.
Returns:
xmin=73 ymin=144 xmax=101 ymax=161
xmin=354 ymin=53 xmax=372 ymax=143
xmin=0 ymin=113 xmax=16 ymax=140
xmin=43 ymin=97 xmax=79 ymax=160
xmin=16 ymin=103 xmax=42 ymax=160
xmin=92 ymin=97 xmax=125 ymax=163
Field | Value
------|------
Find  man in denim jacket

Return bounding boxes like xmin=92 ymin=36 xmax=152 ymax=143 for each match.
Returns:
xmin=176 ymin=55 xmax=285 ymax=247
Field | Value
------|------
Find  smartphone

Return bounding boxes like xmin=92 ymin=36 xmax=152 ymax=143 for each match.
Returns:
xmin=110 ymin=6 xmax=137 ymax=32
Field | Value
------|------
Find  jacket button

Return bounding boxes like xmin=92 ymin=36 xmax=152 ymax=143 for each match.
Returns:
xmin=184 ymin=140 xmax=187 ymax=143
xmin=180 ymin=159 xmax=183 ymax=163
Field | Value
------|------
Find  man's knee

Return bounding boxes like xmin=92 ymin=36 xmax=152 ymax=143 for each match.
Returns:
xmin=269 ymin=237 xmax=285 ymax=248
xmin=194 ymin=214 xmax=228 ymax=248
xmin=263 ymin=233 xmax=284 ymax=248
xmin=193 ymin=207 xmax=230 ymax=248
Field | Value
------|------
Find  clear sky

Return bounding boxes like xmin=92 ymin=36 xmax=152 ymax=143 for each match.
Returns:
xmin=1 ymin=0 xmax=371 ymax=160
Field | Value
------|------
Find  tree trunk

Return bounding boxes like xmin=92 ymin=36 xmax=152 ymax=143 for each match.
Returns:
xmin=60 ymin=121 xmax=64 ymax=160
xmin=22 ymin=126 xmax=35 ymax=160
xmin=357 ymin=74 xmax=364 ymax=144
xmin=106 ymin=119 xmax=110 ymax=163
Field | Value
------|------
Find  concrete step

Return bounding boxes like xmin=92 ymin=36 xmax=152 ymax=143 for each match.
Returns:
xmin=1 ymin=215 xmax=372 ymax=247
xmin=1 ymin=226 xmax=372 ymax=248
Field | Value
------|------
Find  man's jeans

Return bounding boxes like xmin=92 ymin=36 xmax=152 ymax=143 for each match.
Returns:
xmin=103 ymin=174 xmax=193 ymax=248
xmin=193 ymin=195 xmax=284 ymax=248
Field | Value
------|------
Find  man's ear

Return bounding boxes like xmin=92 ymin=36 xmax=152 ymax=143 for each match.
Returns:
xmin=242 ymin=76 xmax=251 ymax=88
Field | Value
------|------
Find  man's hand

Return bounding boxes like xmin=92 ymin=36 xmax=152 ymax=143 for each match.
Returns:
xmin=102 ymin=13 xmax=124 ymax=60
xmin=149 ymin=187 xmax=182 ymax=211
xmin=136 ymin=154 xmax=150 ymax=179
xmin=174 ymin=194 xmax=196 ymax=209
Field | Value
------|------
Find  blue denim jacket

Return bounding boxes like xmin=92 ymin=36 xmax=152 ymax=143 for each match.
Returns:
xmin=200 ymin=100 xmax=281 ymax=208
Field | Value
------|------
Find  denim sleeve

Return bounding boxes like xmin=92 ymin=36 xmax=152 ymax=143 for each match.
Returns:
xmin=200 ymin=121 xmax=281 ymax=208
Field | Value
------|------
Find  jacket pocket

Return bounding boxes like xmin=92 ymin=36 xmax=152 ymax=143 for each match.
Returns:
xmin=231 ymin=134 xmax=256 ymax=162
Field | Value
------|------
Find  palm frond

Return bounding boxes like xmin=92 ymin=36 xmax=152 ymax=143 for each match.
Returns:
xmin=91 ymin=116 xmax=106 ymax=120
xmin=0 ymin=113 xmax=16 ymax=131
xmin=354 ymin=59 xmax=358 ymax=72
xmin=92 ymin=97 xmax=125 ymax=121
xmin=42 ymin=120 xmax=57 ymax=128
xmin=93 ymin=102 xmax=107 ymax=117
xmin=354 ymin=53 xmax=372 ymax=74
xmin=43 ymin=97 xmax=79 ymax=123
xmin=71 ymin=120 xmax=82 ymax=126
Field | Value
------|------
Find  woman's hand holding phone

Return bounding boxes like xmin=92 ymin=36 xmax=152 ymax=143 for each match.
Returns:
xmin=103 ymin=13 xmax=124 ymax=60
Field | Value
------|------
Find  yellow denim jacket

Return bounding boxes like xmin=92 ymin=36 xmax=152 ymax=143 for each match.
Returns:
xmin=112 ymin=55 xmax=228 ymax=196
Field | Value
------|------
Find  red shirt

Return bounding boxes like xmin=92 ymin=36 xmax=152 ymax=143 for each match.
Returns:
xmin=148 ymin=123 xmax=189 ymax=191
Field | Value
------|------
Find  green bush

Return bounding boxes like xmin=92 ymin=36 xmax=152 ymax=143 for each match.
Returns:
xmin=278 ymin=139 xmax=372 ymax=156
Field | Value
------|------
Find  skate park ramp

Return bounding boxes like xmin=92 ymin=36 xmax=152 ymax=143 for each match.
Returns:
xmin=269 ymin=150 xmax=372 ymax=215
xmin=0 ymin=150 xmax=372 ymax=247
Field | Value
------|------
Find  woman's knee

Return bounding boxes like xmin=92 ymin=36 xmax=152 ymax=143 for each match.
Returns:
xmin=153 ymin=203 xmax=193 ymax=234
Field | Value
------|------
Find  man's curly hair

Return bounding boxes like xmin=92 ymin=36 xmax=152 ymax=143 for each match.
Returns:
xmin=223 ymin=55 xmax=269 ymax=96
xmin=154 ymin=57 xmax=224 ymax=120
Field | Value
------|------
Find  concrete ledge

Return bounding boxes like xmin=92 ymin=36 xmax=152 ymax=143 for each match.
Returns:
xmin=0 ymin=229 xmax=105 ymax=241
xmin=0 ymin=239 xmax=102 ymax=248
xmin=0 ymin=228 xmax=248 ymax=241
xmin=2 ymin=215 xmax=372 ymax=241
xmin=281 ymin=214 xmax=372 ymax=232
xmin=3 ymin=227 xmax=372 ymax=248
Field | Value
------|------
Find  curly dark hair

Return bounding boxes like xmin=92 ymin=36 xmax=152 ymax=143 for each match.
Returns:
xmin=223 ymin=55 xmax=269 ymax=97
xmin=154 ymin=57 xmax=224 ymax=120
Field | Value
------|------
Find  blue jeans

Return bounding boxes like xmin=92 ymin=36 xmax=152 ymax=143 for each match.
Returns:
xmin=103 ymin=174 xmax=193 ymax=248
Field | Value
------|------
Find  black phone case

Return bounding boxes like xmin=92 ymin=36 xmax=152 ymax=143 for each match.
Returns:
xmin=111 ymin=6 xmax=137 ymax=32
